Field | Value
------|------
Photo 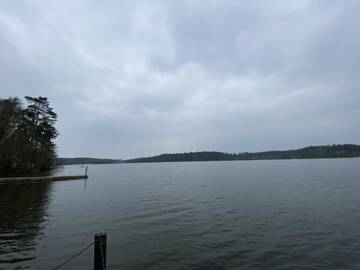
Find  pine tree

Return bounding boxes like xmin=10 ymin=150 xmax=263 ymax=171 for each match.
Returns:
xmin=0 ymin=96 xmax=58 ymax=175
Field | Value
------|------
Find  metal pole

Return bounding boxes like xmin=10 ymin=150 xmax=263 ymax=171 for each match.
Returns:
xmin=94 ymin=232 xmax=106 ymax=270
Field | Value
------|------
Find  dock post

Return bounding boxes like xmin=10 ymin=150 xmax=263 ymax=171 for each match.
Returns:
xmin=94 ymin=232 xmax=107 ymax=270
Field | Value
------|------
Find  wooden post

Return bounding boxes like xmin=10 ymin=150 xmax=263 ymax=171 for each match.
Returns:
xmin=94 ymin=232 xmax=106 ymax=270
xmin=85 ymin=166 xmax=88 ymax=178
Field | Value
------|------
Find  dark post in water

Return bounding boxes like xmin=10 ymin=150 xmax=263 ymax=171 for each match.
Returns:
xmin=94 ymin=232 xmax=106 ymax=270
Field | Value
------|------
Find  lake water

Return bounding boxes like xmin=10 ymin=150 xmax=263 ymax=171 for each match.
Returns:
xmin=1 ymin=159 xmax=360 ymax=269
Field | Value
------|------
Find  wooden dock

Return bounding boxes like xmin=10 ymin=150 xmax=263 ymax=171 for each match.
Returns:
xmin=0 ymin=175 xmax=88 ymax=183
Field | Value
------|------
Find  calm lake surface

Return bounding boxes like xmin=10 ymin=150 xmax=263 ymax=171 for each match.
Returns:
xmin=1 ymin=159 xmax=360 ymax=269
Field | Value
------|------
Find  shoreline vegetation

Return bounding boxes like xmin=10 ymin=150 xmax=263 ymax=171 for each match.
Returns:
xmin=0 ymin=96 xmax=58 ymax=176
xmin=2 ymin=98 xmax=360 ymax=175
xmin=55 ymin=157 xmax=122 ymax=165
xmin=57 ymin=144 xmax=360 ymax=165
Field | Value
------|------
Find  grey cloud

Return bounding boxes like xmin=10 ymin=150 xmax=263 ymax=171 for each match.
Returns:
xmin=0 ymin=0 xmax=359 ymax=158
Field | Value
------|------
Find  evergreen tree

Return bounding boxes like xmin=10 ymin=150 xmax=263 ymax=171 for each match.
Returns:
xmin=0 ymin=97 xmax=23 ymax=172
xmin=0 ymin=96 xmax=58 ymax=175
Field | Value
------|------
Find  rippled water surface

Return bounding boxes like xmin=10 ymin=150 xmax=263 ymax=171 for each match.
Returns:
xmin=1 ymin=159 xmax=360 ymax=269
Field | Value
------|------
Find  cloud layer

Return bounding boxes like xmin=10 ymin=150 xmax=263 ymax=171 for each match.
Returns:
xmin=1 ymin=0 xmax=359 ymax=158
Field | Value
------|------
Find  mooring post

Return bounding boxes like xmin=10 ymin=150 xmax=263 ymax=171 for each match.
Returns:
xmin=94 ymin=232 xmax=107 ymax=270
xmin=85 ymin=166 xmax=88 ymax=178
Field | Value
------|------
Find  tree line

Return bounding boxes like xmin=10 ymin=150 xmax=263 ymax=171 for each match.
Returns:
xmin=0 ymin=96 xmax=58 ymax=176
xmin=124 ymin=144 xmax=360 ymax=163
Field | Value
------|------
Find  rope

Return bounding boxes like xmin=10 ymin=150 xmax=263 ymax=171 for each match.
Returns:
xmin=51 ymin=240 xmax=95 ymax=270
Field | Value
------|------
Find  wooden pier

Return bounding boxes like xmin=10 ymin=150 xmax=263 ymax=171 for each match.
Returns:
xmin=0 ymin=175 xmax=88 ymax=183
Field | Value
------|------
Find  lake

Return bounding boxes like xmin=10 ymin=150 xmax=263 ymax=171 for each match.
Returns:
xmin=1 ymin=158 xmax=360 ymax=269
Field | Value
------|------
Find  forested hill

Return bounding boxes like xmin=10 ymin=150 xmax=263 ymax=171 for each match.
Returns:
xmin=55 ymin=158 xmax=122 ymax=165
xmin=124 ymin=144 xmax=360 ymax=163
xmin=56 ymin=144 xmax=360 ymax=165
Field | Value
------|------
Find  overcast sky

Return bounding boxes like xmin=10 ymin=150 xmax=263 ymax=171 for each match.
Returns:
xmin=1 ymin=0 xmax=359 ymax=158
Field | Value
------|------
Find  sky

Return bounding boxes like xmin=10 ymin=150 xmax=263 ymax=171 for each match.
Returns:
xmin=0 ymin=0 xmax=359 ymax=159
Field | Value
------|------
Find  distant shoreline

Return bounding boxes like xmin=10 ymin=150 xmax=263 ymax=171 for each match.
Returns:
xmin=57 ymin=144 xmax=360 ymax=165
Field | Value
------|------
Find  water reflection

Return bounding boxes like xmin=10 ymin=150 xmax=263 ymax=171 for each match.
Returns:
xmin=0 ymin=182 xmax=53 ymax=269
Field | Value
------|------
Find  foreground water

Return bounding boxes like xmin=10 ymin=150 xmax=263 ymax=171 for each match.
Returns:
xmin=1 ymin=159 xmax=360 ymax=269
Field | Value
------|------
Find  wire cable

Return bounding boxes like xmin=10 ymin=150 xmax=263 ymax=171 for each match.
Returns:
xmin=51 ymin=240 xmax=95 ymax=270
